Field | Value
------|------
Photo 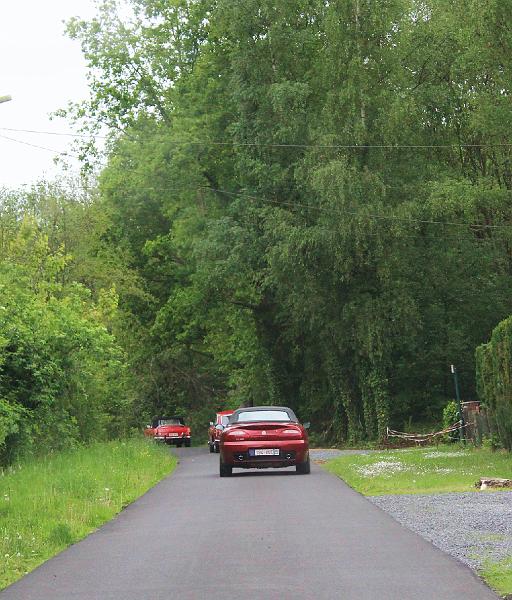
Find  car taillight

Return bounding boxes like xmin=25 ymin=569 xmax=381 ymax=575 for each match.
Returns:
xmin=225 ymin=429 xmax=247 ymax=440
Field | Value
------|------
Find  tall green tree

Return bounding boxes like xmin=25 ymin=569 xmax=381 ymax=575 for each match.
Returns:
xmin=64 ymin=0 xmax=512 ymax=443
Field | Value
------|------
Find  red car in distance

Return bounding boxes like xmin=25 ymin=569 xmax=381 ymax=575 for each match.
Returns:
xmin=218 ymin=406 xmax=310 ymax=477
xmin=144 ymin=416 xmax=191 ymax=447
xmin=208 ymin=410 xmax=234 ymax=453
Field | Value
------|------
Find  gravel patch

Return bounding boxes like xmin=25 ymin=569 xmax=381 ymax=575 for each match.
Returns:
xmin=310 ymin=448 xmax=374 ymax=461
xmin=370 ymin=491 xmax=512 ymax=570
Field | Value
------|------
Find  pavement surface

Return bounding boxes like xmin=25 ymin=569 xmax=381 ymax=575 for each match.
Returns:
xmin=0 ymin=447 xmax=498 ymax=600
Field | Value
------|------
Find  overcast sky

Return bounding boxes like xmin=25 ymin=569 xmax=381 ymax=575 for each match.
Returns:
xmin=0 ymin=1 xmax=99 ymax=189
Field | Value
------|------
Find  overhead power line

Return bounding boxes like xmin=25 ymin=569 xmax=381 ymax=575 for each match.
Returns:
xmin=9 ymin=178 xmax=512 ymax=231
xmin=2 ymin=131 xmax=511 ymax=233
xmin=99 ymin=182 xmax=511 ymax=230
xmin=0 ymin=127 xmax=108 ymax=140
xmin=0 ymin=133 xmax=81 ymax=159
xmin=0 ymin=126 xmax=511 ymax=150
xmin=4 ymin=181 xmax=511 ymax=242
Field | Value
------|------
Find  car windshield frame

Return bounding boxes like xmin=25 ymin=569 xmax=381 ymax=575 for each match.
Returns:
xmin=233 ymin=410 xmax=295 ymax=423
xmin=158 ymin=418 xmax=184 ymax=426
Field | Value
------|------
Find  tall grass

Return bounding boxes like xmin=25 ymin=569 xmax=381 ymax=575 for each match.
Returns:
xmin=0 ymin=438 xmax=176 ymax=589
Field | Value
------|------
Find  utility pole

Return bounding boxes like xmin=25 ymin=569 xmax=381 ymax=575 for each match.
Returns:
xmin=0 ymin=95 xmax=12 ymax=104
xmin=450 ymin=364 xmax=465 ymax=444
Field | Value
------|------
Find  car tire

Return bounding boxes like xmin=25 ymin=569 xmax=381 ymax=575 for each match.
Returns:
xmin=296 ymin=457 xmax=311 ymax=474
xmin=214 ymin=442 xmax=220 ymax=453
xmin=219 ymin=459 xmax=232 ymax=477
xmin=209 ymin=441 xmax=215 ymax=453
xmin=185 ymin=439 xmax=191 ymax=447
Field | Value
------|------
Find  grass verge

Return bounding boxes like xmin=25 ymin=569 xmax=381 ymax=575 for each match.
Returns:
xmin=481 ymin=557 xmax=512 ymax=598
xmin=0 ymin=438 xmax=176 ymax=590
xmin=325 ymin=445 xmax=512 ymax=596
xmin=324 ymin=445 xmax=512 ymax=496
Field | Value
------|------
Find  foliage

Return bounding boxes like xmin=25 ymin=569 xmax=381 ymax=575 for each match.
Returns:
xmin=57 ymin=0 xmax=512 ymax=444
xmin=0 ymin=187 xmax=137 ymax=464
xmin=442 ymin=401 xmax=460 ymax=442
xmin=0 ymin=439 xmax=175 ymax=590
xmin=476 ymin=316 xmax=512 ymax=450
xmin=481 ymin=434 xmax=503 ymax=452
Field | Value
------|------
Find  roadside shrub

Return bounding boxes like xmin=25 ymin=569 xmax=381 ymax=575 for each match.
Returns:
xmin=442 ymin=401 xmax=460 ymax=442
xmin=0 ymin=222 xmax=133 ymax=465
xmin=481 ymin=434 xmax=503 ymax=452
xmin=476 ymin=316 xmax=512 ymax=450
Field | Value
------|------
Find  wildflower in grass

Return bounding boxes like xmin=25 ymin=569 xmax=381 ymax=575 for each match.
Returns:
xmin=423 ymin=451 xmax=468 ymax=459
xmin=357 ymin=461 xmax=409 ymax=478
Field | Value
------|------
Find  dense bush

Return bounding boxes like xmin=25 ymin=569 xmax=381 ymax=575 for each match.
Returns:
xmin=0 ymin=216 xmax=133 ymax=465
xmin=476 ymin=317 xmax=512 ymax=450
xmin=442 ymin=401 xmax=460 ymax=442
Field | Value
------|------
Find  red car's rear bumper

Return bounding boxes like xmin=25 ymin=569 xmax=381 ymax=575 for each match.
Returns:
xmin=221 ymin=439 xmax=308 ymax=468
xmin=154 ymin=435 xmax=190 ymax=444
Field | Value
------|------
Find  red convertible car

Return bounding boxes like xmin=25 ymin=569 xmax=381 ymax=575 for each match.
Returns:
xmin=144 ymin=416 xmax=191 ymax=447
xmin=208 ymin=410 xmax=234 ymax=453
xmin=218 ymin=406 xmax=310 ymax=477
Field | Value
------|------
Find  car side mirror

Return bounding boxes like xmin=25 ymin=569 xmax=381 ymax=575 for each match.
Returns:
xmin=209 ymin=422 xmax=214 ymax=427
xmin=215 ymin=424 xmax=224 ymax=431
xmin=145 ymin=425 xmax=151 ymax=429
xmin=303 ymin=422 xmax=310 ymax=429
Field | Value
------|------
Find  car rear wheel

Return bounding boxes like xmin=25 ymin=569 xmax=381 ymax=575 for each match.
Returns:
xmin=219 ymin=459 xmax=232 ymax=477
xmin=214 ymin=442 xmax=220 ymax=453
xmin=209 ymin=440 xmax=215 ymax=453
xmin=296 ymin=457 xmax=310 ymax=474
xmin=185 ymin=439 xmax=191 ymax=447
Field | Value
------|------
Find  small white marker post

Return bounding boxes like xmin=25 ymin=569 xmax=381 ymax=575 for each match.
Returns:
xmin=450 ymin=364 xmax=465 ymax=444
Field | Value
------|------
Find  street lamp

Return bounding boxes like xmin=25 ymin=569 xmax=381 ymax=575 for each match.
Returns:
xmin=0 ymin=95 xmax=12 ymax=104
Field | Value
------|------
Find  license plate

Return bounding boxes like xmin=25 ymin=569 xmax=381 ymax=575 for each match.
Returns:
xmin=168 ymin=433 xmax=178 ymax=437
xmin=252 ymin=448 xmax=280 ymax=456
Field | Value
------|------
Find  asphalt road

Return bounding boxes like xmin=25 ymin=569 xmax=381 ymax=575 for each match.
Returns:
xmin=1 ymin=448 xmax=498 ymax=600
